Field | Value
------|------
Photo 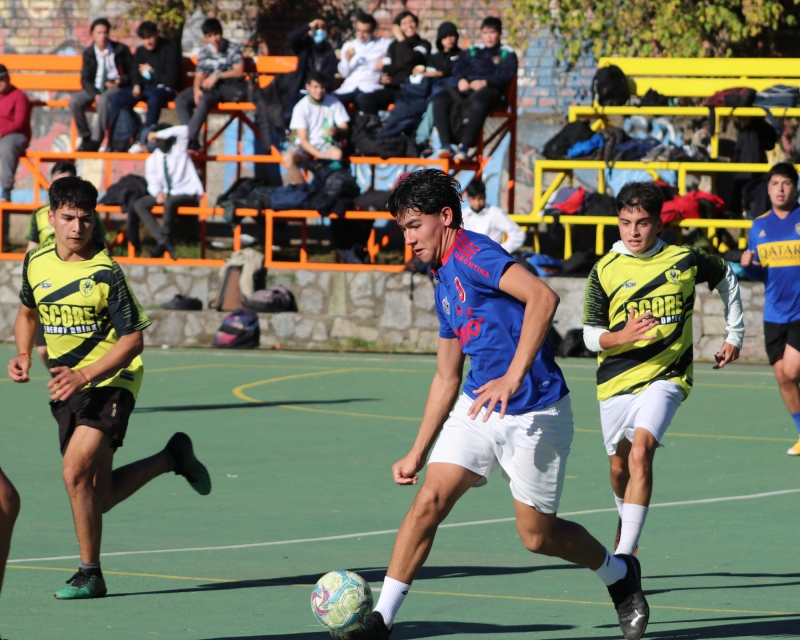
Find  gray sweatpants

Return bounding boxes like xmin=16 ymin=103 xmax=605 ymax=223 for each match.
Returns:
xmin=0 ymin=133 xmax=30 ymax=191
xmin=69 ymin=86 xmax=121 ymax=142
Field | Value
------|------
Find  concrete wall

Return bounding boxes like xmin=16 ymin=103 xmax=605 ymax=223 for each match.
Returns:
xmin=0 ymin=262 xmax=769 ymax=362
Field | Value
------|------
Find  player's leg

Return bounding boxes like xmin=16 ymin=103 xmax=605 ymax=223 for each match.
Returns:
xmin=609 ymin=438 xmax=631 ymax=551
xmin=617 ymin=428 xmax=659 ymax=556
xmin=0 ymin=469 xmax=21 ymax=592
xmin=774 ymin=343 xmax=800 ymax=454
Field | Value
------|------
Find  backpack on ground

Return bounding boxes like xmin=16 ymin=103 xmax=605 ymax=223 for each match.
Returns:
xmin=593 ymin=65 xmax=630 ymax=106
xmin=556 ymin=328 xmax=594 ymax=358
xmin=243 ymin=286 xmax=298 ymax=313
xmin=212 ymin=307 xmax=260 ymax=349
xmin=754 ymin=84 xmax=800 ymax=108
xmin=350 ymin=112 xmax=418 ymax=159
xmin=108 ymin=107 xmax=141 ymax=152
xmin=703 ymin=87 xmax=756 ymax=107
xmin=542 ymin=121 xmax=594 ymax=160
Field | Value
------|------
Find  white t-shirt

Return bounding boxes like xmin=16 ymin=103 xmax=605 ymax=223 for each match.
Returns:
xmin=336 ymin=37 xmax=391 ymax=95
xmin=289 ymin=94 xmax=350 ymax=150
xmin=461 ymin=203 xmax=526 ymax=254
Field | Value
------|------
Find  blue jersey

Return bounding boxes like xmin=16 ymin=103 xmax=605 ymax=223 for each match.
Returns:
xmin=433 ymin=229 xmax=568 ymax=414
xmin=747 ymin=205 xmax=800 ymax=323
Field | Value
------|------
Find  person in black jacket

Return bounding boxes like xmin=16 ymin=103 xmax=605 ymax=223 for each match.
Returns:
xmin=69 ymin=18 xmax=133 ymax=152
xmin=109 ymin=22 xmax=182 ymax=153
xmin=425 ymin=22 xmax=461 ymax=78
xmin=432 ymin=16 xmax=518 ymax=161
xmin=360 ymin=11 xmax=431 ymax=115
xmin=284 ymin=17 xmax=338 ymax=126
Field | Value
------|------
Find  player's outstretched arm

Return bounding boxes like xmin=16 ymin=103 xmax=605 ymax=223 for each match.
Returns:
xmin=47 ymin=331 xmax=144 ymax=402
xmin=393 ymin=338 xmax=465 ymax=486
xmin=712 ymin=263 xmax=744 ymax=369
xmin=468 ymin=264 xmax=559 ymax=421
xmin=8 ymin=304 xmax=37 ymax=383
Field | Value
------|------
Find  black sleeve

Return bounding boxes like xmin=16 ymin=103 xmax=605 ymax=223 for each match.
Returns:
xmin=131 ymin=47 xmax=144 ymax=87
xmin=322 ymin=49 xmax=338 ymax=90
xmin=488 ymin=49 xmax=518 ymax=90
xmin=80 ymin=47 xmax=98 ymax=94
xmin=287 ymin=24 xmax=311 ymax=54
xmin=115 ymin=42 xmax=134 ymax=87
xmin=19 ymin=252 xmax=36 ymax=309
xmin=160 ymin=41 xmax=182 ymax=91
xmin=582 ymin=263 xmax=610 ymax=328
xmin=106 ymin=262 xmax=151 ymax=336
xmin=690 ymin=247 xmax=727 ymax=290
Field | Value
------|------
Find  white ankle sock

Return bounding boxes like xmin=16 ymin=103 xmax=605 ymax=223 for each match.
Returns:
xmin=616 ymin=503 xmax=648 ymax=556
xmin=614 ymin=494 xmax=624 ymax=518
xmin=374 ymin=576 xmax=410 ymax=629
xmin=593 ymin=548 xmax=628 ymax=586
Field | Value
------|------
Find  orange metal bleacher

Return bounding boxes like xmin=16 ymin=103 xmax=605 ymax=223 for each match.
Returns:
xmin=0 ymin=52 xmax=518 ymax=270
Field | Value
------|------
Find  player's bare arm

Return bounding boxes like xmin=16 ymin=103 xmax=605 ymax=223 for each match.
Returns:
xmin=467 ymin=263 xmax=558 ymax=421
xmin=393 ymin=337 xmax=465 ymax=485
xmin=8 ymin=303 xmax=38 ymax=382
xmin=47 ymin=331 xmax=144 ymax=402
xmin=598 ymin=310 xmax=660 ymax=350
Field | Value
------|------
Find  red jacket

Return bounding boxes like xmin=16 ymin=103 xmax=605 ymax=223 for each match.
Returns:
xmin=0 ymin=86 xmax=32 ymax=139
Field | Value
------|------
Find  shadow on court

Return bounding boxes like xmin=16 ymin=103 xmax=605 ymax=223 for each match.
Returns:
xmin=105 ymin=564 xmax=581 ymax=599
xmin=567 ymin=613 xmax=800 ymax=639
xmin=133 ymin=398 xmax=375 ymax=413
xmin=207 ymin=621 xmax=574 ymax=639
xmin=643 ymin=571 xmax=800 ymax=597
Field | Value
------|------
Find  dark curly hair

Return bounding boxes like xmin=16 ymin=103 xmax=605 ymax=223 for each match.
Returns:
xmin=615 ymin=181 xmax=664 ymax=218
xmin=388 ymin=169 xmax=463 ymax=227
xmin=49 ymin=176 xmax=98 ymax=214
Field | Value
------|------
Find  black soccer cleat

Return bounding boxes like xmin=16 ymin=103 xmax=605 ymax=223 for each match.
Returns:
xmin=166 ymin=432 xmax=211 ymax=495
xmin=329 ymin=612 xmax=392 ymax=640
xmin=614 ymin=517 xmax=638 ymax=556
xmin=607 ymin=554 xmax=649 ymax=640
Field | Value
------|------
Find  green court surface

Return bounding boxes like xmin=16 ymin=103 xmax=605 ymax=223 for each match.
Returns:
xmin=0 ymin=346 xmax=797 ymax=639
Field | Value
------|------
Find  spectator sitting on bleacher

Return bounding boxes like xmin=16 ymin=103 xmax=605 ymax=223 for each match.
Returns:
xmin=285 ymin=17 xmax=339 ymax=125
xmin=284 ymin=71 xmax=350 ymax=185
xmin=130 ymin=124 xmax=204 ymax=258
xmin=425 ymin=22 xmax=462 ymax=79
xmin=359 ymin=11 xmax=431 ymax=115
xmin=0 ymin=64 xmax=32 ymax=203
xmin=334 ymin=11 xmax=390 ymax=112
xmin=432 ymin=16 xmax=517 ymax=161
xmin=175 ymin=18 xmax=246 ymax=151
xmin=111 ymin=21 xmax=181 ymax=154
xmin=462 ymin=178 xmax=525 ymax=253
xmin=70 ymin=18 xmax=133 ymax=152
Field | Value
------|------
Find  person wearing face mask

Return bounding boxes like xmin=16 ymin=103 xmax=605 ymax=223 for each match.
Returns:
xmin=175 ymin=18 xmax=246 ymax=151
xmin=334 ymin=11 xmax=390 ymax=111
xmin=285 ymin=17 xmax=338 ymax=126
xmin=359 ymin=11 xmax=431 ymax=116
xmin=461 ymin=178 xmax=525 ymax=254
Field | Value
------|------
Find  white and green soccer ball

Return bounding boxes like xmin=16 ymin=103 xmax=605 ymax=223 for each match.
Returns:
xmin=311 ymin=570 xmax=373 ymax=631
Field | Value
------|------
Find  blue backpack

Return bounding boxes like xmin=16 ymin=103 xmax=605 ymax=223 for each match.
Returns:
xmin=109 ymin=107 xmax=141 ymax=152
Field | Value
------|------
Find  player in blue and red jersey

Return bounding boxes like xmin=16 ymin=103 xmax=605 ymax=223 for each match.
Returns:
xmin=332 ymin=170 xmax=648 ymax=640
xmin=742 ymin=163 xmax=800 ymax=454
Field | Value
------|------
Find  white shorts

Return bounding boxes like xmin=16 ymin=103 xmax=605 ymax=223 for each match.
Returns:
xmin=599 ymin=380 xmax=684 ymax=456
xmin=428 ymin=393 xmax=574 ymax=514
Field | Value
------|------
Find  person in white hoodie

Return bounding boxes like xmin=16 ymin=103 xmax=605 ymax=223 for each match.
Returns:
xmin=334 ymin=11 xmax=390 ymax=111
xmin=461 ymin=178 xmax=525 ymax=254
xmin=582 ymin=181 xmax=744 ymax=558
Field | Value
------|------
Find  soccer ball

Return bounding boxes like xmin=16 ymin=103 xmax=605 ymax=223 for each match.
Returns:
xmin=311 ymin=570 xmax=373 ymax=631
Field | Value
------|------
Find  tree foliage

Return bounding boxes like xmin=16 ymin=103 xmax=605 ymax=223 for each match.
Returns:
xmin=500 ymin=0 xmax=800 ymax=61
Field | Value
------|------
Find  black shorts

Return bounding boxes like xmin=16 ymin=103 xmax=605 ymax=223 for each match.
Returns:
xmin=51 ymin=387 xmax=135 ymax=455
xmin=764 ymin=321 xmax=800 ymax=365
xmin=34 ymin=322 xmax=46 ymax=348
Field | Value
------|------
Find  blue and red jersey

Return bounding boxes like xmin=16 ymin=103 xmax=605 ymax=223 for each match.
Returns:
xmin=433 ymin=229 xmax=568 ymax=414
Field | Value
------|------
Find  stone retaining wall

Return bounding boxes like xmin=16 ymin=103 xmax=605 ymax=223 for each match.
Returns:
xmin=0 ymin=262 xmax=769 ymax=361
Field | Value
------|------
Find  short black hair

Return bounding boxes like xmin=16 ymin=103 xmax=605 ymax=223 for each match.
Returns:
xmin=615 ymin=181 xmax=664 ymax=218
xmin=49 ymin=177 xmax=98 ymax=214
xmin=767 ymin=162 xmax=799 ymax=188
xmin=466 ymin=178 xmax=486 ymax=197
xmin=388 ymin=169 xmax=463 ymax=226
xmin=355 ymin=10 xmax=377 ymax=30
xmin=481 ymin=16 xmax=502 ymax=32
xmin=90 ymin=18 xmax=111 ymax=33
xmin=137 ymin=21 xmax=159 ymax=38
xmin=51 ymin=161 xmax=77 ymax=179
xmin=201 ymin=18 xmax=223 ymax=35
xmin=394 ymin=11 xmax=419 ymax=26
xmin=306 ymin=70 xmax=328 ymax=86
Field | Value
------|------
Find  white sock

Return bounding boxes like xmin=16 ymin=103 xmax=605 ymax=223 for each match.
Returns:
xmin=593 ymin=548 xmax=628 ymax=586
xmin=614 ymin=494 xmax=625 ymax=518
xmin=616 ymin=503 xmax=648 ymax=556
xmin=374 ymin=576 xmax=410 ymax=629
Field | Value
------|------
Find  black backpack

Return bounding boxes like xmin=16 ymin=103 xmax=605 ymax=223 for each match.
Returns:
xmin=593 ymin=65 xmax=630 ymax=106
xmin=109 ymin=107 xmax=141 ymax=152
xmin=543 ymin=121 xmax=594 ymax=160
xmin=243 ymin=286 xmax=298 ymax=313
xmin=212 ymin=307 xmax=260 ymax=349
xmin=350 ymin=113 xmax=419 ymax=159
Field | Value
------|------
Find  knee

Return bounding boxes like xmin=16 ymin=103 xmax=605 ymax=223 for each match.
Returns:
xmin=610 ymin=457 xmax=629 ymax=483
xmin=283 ymin=150 xmax=298 ymax=168
xmin=519 ymin=531 xmax=551 ymax=554
xmin=781 ymin=363 xmax=800 ymax=384
xmin=0 ymin=483 xmax=20 ymax=521
xmin=627 ymin=441 xmax=654 ymax=474
xmin=410 ymin=485 xmax=452 ymax=522
xmin=62 ymin=461 xmax=94 ymax=492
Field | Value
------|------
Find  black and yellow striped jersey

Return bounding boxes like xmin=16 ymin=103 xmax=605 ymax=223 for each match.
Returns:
xmin=24 ymin=205 xmax=109 ymax=247
xmin=20 ymin=243 xmax=151 ymax=399
xmin=583 ymin=243 xmax=726 ymax=401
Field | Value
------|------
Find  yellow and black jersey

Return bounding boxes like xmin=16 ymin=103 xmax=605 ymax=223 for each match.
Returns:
xmin=20 ymin=243 xmax=151 ymax=399
xmin=583 ymin=243 xmax=727 ymax=401
xmin=25 ymin=205 xmax=109 ymax=247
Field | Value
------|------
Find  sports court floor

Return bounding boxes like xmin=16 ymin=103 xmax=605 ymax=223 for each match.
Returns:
xmin=0 ymin=346 xmax=797 ymax=639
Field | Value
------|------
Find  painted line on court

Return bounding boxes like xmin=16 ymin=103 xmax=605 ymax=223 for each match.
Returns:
xmin=10 ymin=488 xmax=800 ymax=564
xmin=7 ymin=566 xmax=798 ymax=617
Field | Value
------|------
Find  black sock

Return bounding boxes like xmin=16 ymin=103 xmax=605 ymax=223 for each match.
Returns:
xmin=79 ymin=562 xmax=102 ymax=576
